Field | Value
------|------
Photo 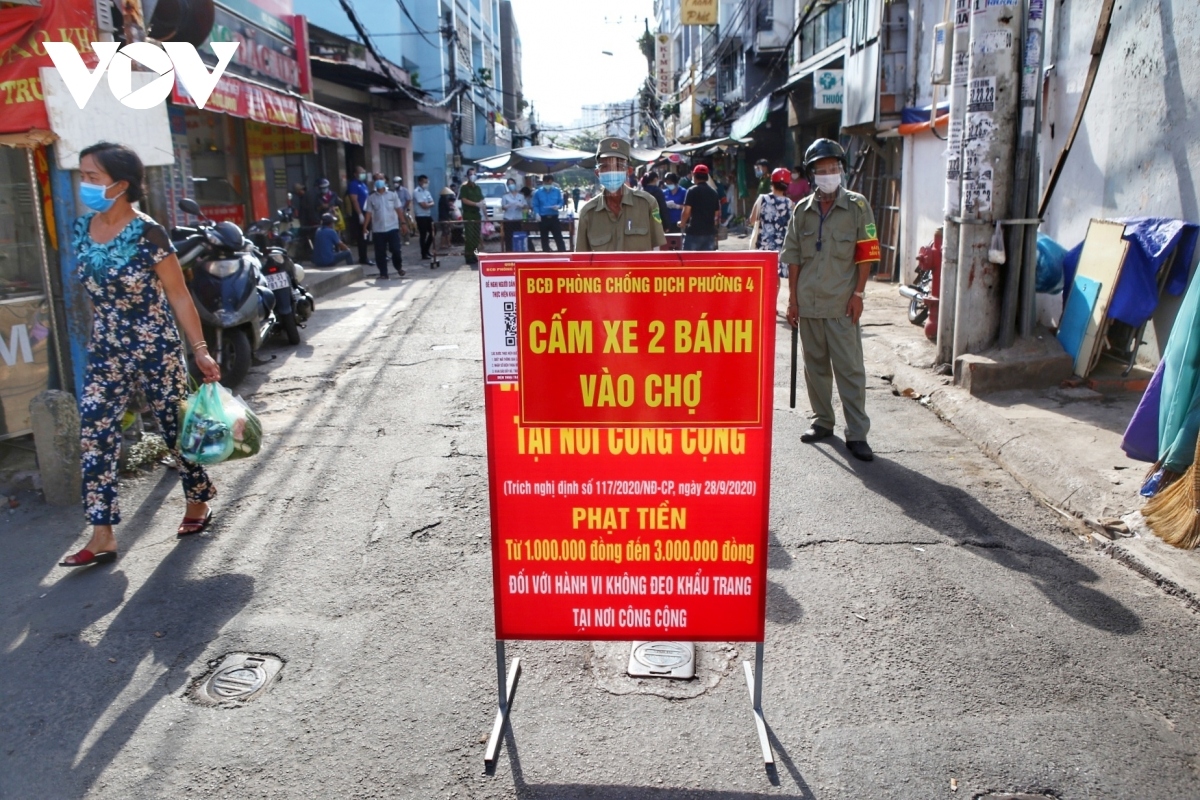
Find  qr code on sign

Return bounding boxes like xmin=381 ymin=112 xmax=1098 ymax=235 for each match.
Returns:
xmin=503 ymin=301 xmax=516 ymax=347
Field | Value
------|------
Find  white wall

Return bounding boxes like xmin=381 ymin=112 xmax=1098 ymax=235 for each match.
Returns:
xmin=1035 ymin=0 xmax=1200 ymax=360
xmin=900 ymin=0 xmax=1200 ymax=362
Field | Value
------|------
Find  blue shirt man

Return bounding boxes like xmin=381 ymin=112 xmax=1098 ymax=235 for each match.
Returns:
xmin=661 ymin=176 xmax=686 ymax=232
xmin=312 ymin=215 xmax=353 ymax=267
xmin=531 ymin=175 xmax=566 ymax=251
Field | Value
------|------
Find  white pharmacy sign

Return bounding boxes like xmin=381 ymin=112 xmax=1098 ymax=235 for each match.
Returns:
xmin=813 ymin=69 xmax=844 ymax=109
xmin=45 ymin=41 xmax=239 ymax=111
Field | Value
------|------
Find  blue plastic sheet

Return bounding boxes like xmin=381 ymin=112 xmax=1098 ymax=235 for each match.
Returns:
xmin=1060 ymin=217 xmax=1199 ymax=328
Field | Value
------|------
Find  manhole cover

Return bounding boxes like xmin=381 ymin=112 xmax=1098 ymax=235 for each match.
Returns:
xmin=191 ymin=653 xmax=283 ymax=706
xmin=628 ymin=641 xmax=695 ymax=679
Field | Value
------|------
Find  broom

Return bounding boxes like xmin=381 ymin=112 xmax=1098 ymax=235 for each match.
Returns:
xmin=1142 ymin=433 xmax=1200 ymax=549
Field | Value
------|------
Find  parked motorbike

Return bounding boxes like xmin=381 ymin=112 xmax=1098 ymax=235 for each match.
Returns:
xmin=247 ymin=212 xmax=315 ymax=346
xmin=173 ymin=198 xmax=276 ymax=388
xmin=898 ymin=232 xmax=941 ymax=327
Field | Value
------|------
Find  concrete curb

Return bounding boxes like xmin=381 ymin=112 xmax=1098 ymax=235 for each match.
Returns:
xmin=879 ymin=351 xmax=1200 ymax=612
xmin=303 ymin=263 xmax=371 ymax=299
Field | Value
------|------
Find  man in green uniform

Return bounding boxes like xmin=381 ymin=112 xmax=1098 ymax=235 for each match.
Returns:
xmin=779 ymin=138 xmax=881 ymax=461
xmin=458 ymin=167 xmax=485 ymax=265
xmin=576 ymin=137 xmax=666 ymax=252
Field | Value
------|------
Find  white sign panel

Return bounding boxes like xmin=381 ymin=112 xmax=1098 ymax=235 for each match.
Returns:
xmin=813 ymin=69 xmax=844 ymax=109
xmin=655 ymin=34 xmax=673 ymax=97
xmin=41 ymin=68 xmax=174 ymax=170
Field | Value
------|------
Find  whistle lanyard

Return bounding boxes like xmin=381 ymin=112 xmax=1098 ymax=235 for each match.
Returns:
xmin=816 ymin=201 xmax=834 ymax=251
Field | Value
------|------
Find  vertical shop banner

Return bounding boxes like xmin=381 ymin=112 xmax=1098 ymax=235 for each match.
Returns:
xmin=481 ymin=252 xmax=777 ymax=642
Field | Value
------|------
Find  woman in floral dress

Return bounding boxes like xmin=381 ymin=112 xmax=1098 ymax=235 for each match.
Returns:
xmin=59 ymin=142 xmax=222 ymax=567
xmin=748 ymin=168 xmax=797 ymax=312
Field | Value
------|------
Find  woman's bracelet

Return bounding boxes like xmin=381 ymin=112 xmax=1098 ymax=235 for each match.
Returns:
xmin=192 ymin=341 xmax=208 ymax=352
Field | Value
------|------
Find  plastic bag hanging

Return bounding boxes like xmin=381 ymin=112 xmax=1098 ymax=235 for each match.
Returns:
xmin=988 ymin=221 xmax=1006 ymax=264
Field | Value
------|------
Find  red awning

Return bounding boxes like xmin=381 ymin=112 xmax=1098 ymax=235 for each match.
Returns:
xmin=172 ymin=72 xmax=362 ymax=145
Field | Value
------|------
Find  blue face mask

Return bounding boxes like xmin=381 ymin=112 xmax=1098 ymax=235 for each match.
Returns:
xmin=374 ymin=180 xmax=386 ymax=190
xmin=598 ymin=171 xmax=626 ymax=193
xmin=80 ymin=181 xmax=119 ymax=212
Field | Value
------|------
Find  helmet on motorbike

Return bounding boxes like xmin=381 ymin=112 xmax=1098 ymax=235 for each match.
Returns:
xmin=210 ymin=220 xmax=245 ymax=250
xmin=803 ymin=139 xmax=847 ymax=175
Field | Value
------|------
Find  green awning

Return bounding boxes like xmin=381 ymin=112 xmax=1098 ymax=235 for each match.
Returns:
xmin=730 ymin=95 xmax=771 ymax=141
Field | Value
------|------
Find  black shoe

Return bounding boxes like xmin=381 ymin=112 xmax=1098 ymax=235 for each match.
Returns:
xmin=846 ymin=440 xmax=874 ymax=461
xmin=800 ymin=425 xmax=834 ymax=443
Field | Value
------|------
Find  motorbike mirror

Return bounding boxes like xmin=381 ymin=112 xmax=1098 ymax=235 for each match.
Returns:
xmin=178 ymin=198 xmax=204 ymax=217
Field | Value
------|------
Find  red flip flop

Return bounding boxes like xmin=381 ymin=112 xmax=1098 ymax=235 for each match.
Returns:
xmin=177 ymin=509 xmax=214 ymax=538
xmin=59 ymin=549 xmax=118 ymax=567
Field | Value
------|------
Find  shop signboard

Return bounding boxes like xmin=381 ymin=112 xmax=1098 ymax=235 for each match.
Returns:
xmin=814 ymin=69 xmax=844 ymax=109
xmin=681 ymin=0 xmax=719 ymax=26
xmin=204 ymin=3 xmax=301 ymax=91
xmin=0 ymin=0 xmax=97 ymax=134
xmin=655 ymin=34 xmax=672 ymax=97
xmin=0 ymin=297 xmax=52 ymax=437
xmin=480 ymin=252 xmax=776 ymax=642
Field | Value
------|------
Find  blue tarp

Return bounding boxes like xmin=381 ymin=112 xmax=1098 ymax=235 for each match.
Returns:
xmin=900 ymin=103 xmax=951 ymax=125
xmin=1061 ymin=217 xmax=1200 ymax=328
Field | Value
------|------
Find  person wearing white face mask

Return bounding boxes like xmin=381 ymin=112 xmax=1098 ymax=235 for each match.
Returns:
xmin=500 ymin=177 xmax=527 ymax=251
xmin=778 ymin=138 xmax=881 ymax=462
xmin=575 ymin=137 xmax=665 ymax=252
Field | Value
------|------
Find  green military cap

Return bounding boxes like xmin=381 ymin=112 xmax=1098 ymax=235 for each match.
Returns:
xmin=596 ymin=137 xmax=632 ymax=162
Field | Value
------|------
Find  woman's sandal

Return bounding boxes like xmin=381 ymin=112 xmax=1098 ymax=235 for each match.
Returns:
xmin=59 ymin=549 xmax=118 ymax=567
xmin=176 ymin=508 xmax=213 ymax=538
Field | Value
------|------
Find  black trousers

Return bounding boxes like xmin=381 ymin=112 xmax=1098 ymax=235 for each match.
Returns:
xmin=372 ymin=228 xmax=403 ymax=276
xmin=348 ymin=214 xmax=370 ymax=263
xmin=539 ymin=216 xmax=565 ymax=252
xmin=416 ymin=216 xmax=434 ymax=258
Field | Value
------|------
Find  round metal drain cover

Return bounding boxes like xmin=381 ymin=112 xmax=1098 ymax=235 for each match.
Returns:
xmin=209 ymin=662 xmax=267 ymax=699
xmin=192 ymin=653 xmax=283 ymax=706
xmin=633 ymin=642 xmax=692 ymax=669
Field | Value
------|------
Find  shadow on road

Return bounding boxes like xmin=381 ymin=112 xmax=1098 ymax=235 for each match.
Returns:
xmin=491 ymin=720 xmax=819 ymax=799
xmin=813 ymin=448 xmax=1141 ymax=635
xmin=0 ymin=473 xmax=253 ymax=797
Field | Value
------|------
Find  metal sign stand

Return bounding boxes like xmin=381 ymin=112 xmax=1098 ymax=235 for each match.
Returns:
xmin=484 ymin=640 xmax=773 ymax=766
xmin=742 ymin=641 xmax=773 ymax=764
xmin=484 ymin=641 xmax=521 ymax=765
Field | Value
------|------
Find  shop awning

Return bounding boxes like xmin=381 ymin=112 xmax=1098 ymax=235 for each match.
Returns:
xmin=474 ymin=145 xmax=593 ymax=174
xmin=730 ymin=96 xmax=771 ymax=140
xmin=171 ymin=72 xmax=363 ymax=145
xmin=663 ymin=136 xmax=750 ymax=155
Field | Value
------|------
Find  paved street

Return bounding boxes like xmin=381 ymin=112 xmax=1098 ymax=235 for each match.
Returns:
xmin=3 ymin=258 xmax=1200 ymax=799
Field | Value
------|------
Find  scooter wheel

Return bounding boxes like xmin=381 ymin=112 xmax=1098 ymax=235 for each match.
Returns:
xmin=908 ymin=296 xmax=929 ymax=326
xmin=219 ymin=329 xmax=253 ymax=388
xmin=282 ymin=312 xmax=301 ymax=346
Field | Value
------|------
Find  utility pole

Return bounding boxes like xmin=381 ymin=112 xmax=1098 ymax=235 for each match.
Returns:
xmin=936 ymin=0 xmax=971 ymax=366
xmin=443 ymin=11 xmax=463 ymax=179
xmin=950 ymin=0 xmax=1021 ymax=358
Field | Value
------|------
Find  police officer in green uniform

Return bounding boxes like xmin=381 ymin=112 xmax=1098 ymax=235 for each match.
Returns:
xmin=576 ymin=137 xmax=666 ymax=252
xmin=779 ymin=139 xmax=881 ymax=461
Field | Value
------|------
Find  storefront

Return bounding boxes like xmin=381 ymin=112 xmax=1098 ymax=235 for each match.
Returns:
xmin=169 ymin=71 xmax=363 ymax=227
xmin=0 ymin=0 xmax=95 ymax=427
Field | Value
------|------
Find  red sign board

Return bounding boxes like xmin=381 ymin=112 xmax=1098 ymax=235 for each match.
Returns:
xmin=480 ymin=252 xmax=777 ymax=642
xmin=0 ymin=0 xmax=97 ymax=134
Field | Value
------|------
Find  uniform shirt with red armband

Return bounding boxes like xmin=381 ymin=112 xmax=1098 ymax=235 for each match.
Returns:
xmin=778 ymin=186 xmax=881 ymax=318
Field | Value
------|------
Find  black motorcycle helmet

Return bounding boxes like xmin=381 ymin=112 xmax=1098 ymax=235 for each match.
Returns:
xmin=803 ymin=138 xmax=847 ymax=179
xmin=207 ymin=220 xmax=245 ymax=250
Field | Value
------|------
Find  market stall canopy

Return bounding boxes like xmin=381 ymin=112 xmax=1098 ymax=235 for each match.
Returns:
xmin=474 ymin=145 xmax=593 ymax=174
xmin=662 ymin=136 xmax=751 ymax=155
xmin=730 ymin=96 xmax=771 ymax=140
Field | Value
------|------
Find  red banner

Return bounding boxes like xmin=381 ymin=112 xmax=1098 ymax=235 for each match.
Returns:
xmin=481 ymin=252 xmax=777 ymax=642
xmin=0 ymin=0 xmax=98 ymax=134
